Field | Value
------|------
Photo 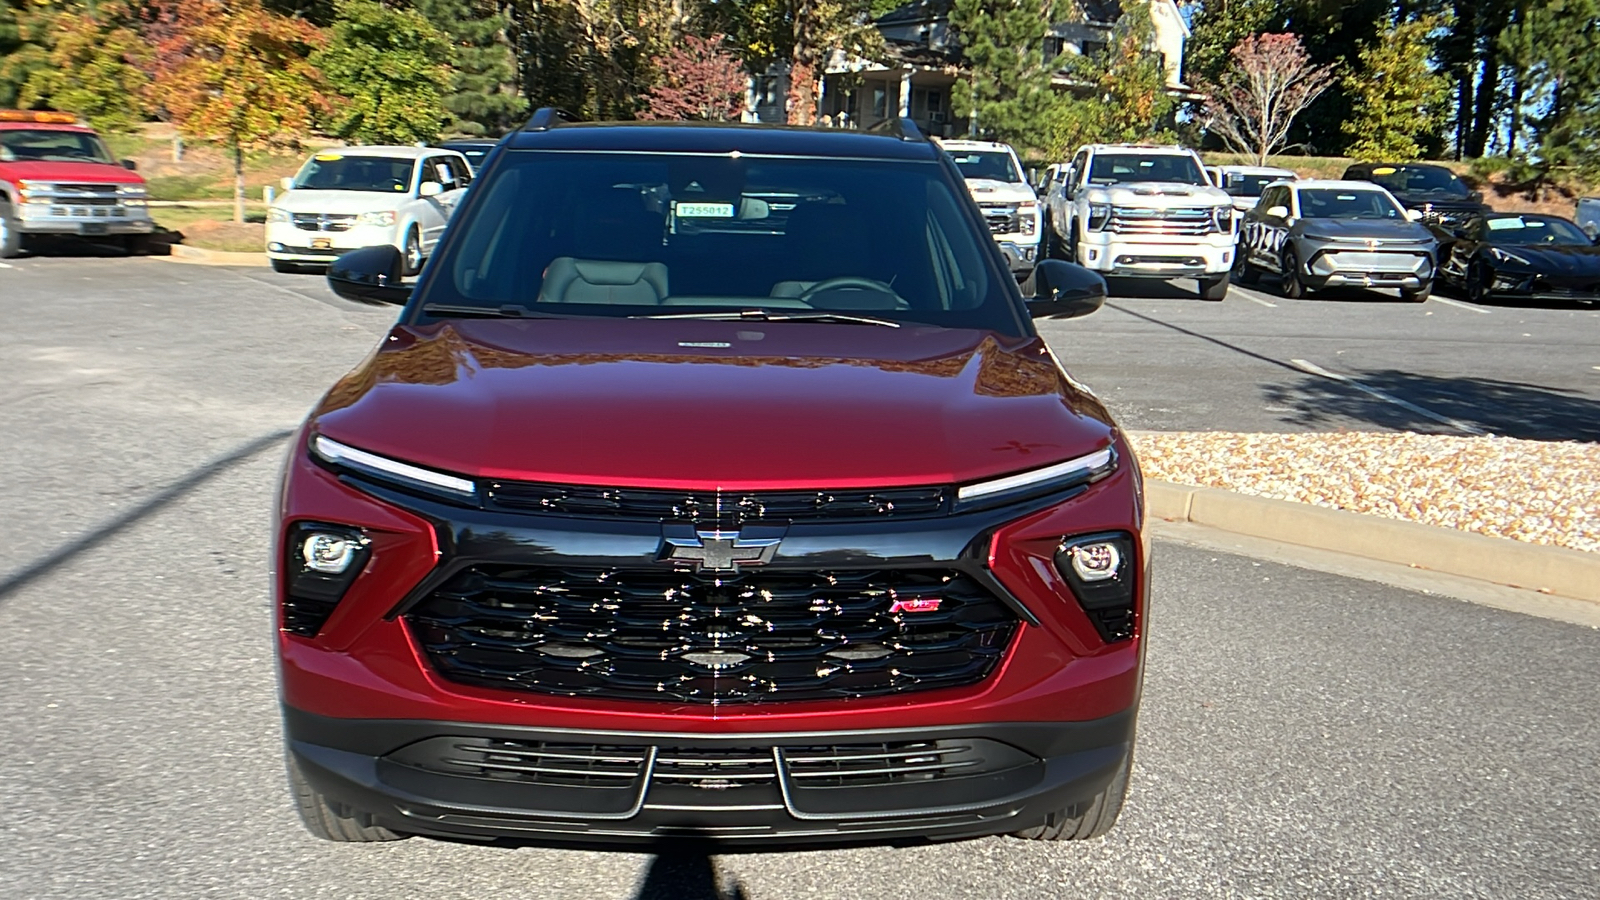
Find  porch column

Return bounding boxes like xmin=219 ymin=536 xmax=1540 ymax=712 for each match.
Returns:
xmin=899 ymin=68 xmax=913 ymax=118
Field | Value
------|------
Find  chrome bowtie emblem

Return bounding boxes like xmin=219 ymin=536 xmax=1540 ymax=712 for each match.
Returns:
xmin=659 ymin=525 xmax=783 ymax=572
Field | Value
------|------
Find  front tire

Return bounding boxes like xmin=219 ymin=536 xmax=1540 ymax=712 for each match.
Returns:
xmin=1400 ymin=281 xmax=1432 ymax=303
xmin=1012 ymin=749 xmax=1133 ymax=841
xmin=286 ymin=754 xmax=407 ymax=842
xmin=1280 ymin=248 xmax=1307 ymax=299
xmin=122 ymin=233 xmax=152 ymax=255
xmin=1198 ymin=272 xmax=1229 ymax=301
xmin=0 ymin=200 xmax=23 ymax=259
xmin=400 ymin=226 xmax=423 ymax=277
xmin=1232 ymin=246 xmax=1258 ymax=285
xmin=1465 ymin=261 xmax=1491 ymax=303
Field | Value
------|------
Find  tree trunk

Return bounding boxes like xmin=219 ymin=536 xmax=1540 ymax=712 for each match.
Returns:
xmin=1468 ymin=50 xmax=1499 ymax=158
xmin=789 ymin=0 xmax=817 ymax=125
xmin=233 ymin=144 xmax=245 ymax=225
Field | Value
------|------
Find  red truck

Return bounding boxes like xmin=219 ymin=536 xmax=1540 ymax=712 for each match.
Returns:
xmin=0 ymin=110 xmax=155 ymax=258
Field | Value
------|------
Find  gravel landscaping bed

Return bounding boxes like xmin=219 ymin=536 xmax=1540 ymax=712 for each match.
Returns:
xmin=1131 ymin=431 xmax=1600 ymax=553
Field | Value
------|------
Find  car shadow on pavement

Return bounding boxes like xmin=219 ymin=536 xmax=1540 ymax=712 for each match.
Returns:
xmin=632 ymin=853 xmax=748 ymax=900
xmin=1263 ymin=369 xmax=1600 ymax=441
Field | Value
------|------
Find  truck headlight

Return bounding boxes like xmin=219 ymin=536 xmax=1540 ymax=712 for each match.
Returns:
xmin=1210 ymin=206 xmax=1232 ymax=233
xmin=17 ymin=180 xmax=53 ymax=203
xmin=267 ymin=207 xmax=292 ymax=223
xmin=1087 ymin=203 xmax=1111 ymax=231
xmin=1019 ymin=208 xmax=1037 ymax=236
xmin=356 ymin=210 xmax=397 ymax=226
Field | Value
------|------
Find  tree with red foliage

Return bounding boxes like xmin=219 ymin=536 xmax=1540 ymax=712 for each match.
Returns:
xmin=1196 ymin=33 xmax=1336 ymax=165
xmin=640 ymin=33 xmax=747 ymax=122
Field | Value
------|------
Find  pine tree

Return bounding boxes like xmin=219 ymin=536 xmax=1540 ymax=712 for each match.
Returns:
xmin=949 ymin=0 xmax=1058 ymax=149
xmin=313 ymin=0 xmax=454 ymax=144
xmin=1501 ymin=0 xmax=1600 ymax=185
xmin=413 ymin=0 xmax=525 ymax=135
xmin=1341 ymin=17 xmax=1451 ymax=161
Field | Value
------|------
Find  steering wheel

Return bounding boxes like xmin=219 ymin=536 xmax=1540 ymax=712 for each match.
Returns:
xmin=797 ymin=276 xmax=905 ymax=309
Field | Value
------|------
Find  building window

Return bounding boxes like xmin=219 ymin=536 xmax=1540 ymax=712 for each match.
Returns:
xmin=927 ymin=91 xmax=945 ymax=124
xmin=872 ymin=86 xmax=887 ymax=119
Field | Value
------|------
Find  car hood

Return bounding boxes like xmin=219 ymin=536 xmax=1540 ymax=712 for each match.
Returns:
xmin=3 ymin=160 xmax=143 ymax=185
xmin=311 ymin=319 xmax=1117 ymax=490
xmin=1084 ymin=182 xmax=1231 ymax=209
xmin=1492 ymin=243 xmax=1600 ymax=273
xmin=273 ymin=190 xmax=409 ymax=215
xmin=963 ymin=179 xmax=1038 ymax=204
xmin=1297 ymin=219 xmax=1435 ymax=243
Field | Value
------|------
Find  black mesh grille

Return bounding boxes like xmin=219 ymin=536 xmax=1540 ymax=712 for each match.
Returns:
xmin=483 ymin=481 xmax=949 ymax=524
xmin=782 ymin=740 xmax=981 ymax=787
xmin=390 ymin=737 xmax=650 ymax=786
xmin=407 ymin=566 xmax=1017 ymax=703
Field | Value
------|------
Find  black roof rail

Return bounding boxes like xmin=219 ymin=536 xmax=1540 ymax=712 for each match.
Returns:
xmin=866 ymin=117 xmax=928 ymax=143
xmin=522 ymin=107 xmax=581 ymax=132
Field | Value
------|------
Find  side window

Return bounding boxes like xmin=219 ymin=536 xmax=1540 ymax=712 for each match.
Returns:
xmin=1070 ymin=150 xmax=1089 ymax=189
xmin=445 ymin=156 xmax=472 ymax=189
xmin=419 ymin=157 xmax=444 ymax=191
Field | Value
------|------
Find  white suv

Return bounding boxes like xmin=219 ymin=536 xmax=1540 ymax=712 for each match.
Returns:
xmin=1047 ymin=144 xmax=1236 ymax=300
xmin=938 ymin=139 xmax=1042 ymax=282
xmin=266 ymin=146 xmax=471 ymax=274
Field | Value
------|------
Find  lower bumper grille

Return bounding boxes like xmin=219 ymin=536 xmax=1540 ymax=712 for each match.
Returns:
xmin=408 ymin=566 xmax=1017 ymax=704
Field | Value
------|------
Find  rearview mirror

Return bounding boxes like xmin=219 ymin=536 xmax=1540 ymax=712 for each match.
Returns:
xmin=1265 ymin=205 xmax=1289 ymax=219
xmin=327 ymin=245 xmax=412 ymax=306
xmin=1027 ymin=259 xmax=1106 ymax=319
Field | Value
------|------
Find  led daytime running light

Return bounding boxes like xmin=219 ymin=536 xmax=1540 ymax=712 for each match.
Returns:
xmin=312 ymin=435 xmax=477 ymax=497
xmin=957 ymin=446 xmax=1115 ymax=502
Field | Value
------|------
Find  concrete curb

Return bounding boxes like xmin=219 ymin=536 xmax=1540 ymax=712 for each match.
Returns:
xmin=160 ymin=244 xmax=269 ymax=267
xmin=1146 ymin=480 xmax=1600 ymax=604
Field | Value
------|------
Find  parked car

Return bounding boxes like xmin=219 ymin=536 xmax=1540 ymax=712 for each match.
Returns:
xmin=278 ymin=111 xmax=1144 ymax=849
xmin=1207 ymin=164 xmax=1299 ymax=215
xmin=432 ymin=138 xmax=499 ymax=174
xmin=1340 ymin=162 xmax=1489 ymax=253
xmin=1234 ymin=179 xmax=1438 ymax=301
xmin=265 ymin=146 xmax=471 ymax=274
xmin=937 ymin=138 xmax=1042 ymax=283
xmin=1048 ymin=143 xmax=1237 ymax=300
xmin=1578 ymin=197 xmax=1600 ymax=240
xmin=1439 ymin=212 xmax=1600 ymax=304
xmin=0 ymin=109 xmax=154 ymax=258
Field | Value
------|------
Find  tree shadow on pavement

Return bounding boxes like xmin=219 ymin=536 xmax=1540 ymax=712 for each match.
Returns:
xmin=631 ymin=853 xmax=748 ymax=900
xmin=1263 ymin=369 xmax=1600 ymax=441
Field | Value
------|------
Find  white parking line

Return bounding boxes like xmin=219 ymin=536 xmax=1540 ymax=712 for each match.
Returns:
xmin=1288 ymin=358 xmax=1487 ymax=435
xmin=1229 ymin=285 xmax=1278 ymax=307
xmin=0 ymin=262 xmax=13 ymax=269
xmin=1430 ymin=296 xmax=1491 ymax=314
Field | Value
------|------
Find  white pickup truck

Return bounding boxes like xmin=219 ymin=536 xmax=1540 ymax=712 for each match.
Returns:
xmin=1579 ymin=197 xmax=1600 ymax=240
xmin=938 ymin=139 xmax=1041 ymax=283
xmin=1046 ymin=144 xmax=1237 ymax=300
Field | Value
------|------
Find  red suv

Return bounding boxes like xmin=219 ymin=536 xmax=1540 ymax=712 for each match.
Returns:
xmin=277 ymin=111 xmax=1146 ymax=848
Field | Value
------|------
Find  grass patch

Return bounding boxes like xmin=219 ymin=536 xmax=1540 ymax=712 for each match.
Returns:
xmin=150 ymin=205 xmax=266 ymax=253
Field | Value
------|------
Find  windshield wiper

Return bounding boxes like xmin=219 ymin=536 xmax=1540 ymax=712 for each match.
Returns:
xmin=420 ymin=303 xmax=568 ymax=319
xmin=637 ymin=309 xmax=901 ymax=327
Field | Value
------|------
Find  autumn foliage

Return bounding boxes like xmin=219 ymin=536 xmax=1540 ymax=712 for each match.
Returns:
xmin=1197 ymin=33 xmax=1336 ymax=165
xmin=640 ymin=34 xmax=746 ymax=122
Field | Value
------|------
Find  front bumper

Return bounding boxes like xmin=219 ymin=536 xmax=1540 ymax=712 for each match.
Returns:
xmin=15 ymin=204 xmax=153 ymax=236
xmin=1077 ymin=236 xmax=1233 ymax=277
xmin=266 ymin=221 xmax=398 ymax=262
xmin=1485 ymin=271 xmax=1600 ymax=302
xmin=285 ymin=706 xmax=1135 ymax=847
xmin=1302 ymin=246 xmax=1432 ymax=291
xmin=996 ymin=237 xmax=1039 ymax=277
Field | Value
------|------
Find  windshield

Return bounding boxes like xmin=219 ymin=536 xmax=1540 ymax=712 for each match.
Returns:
xmin=292 ymin=155 xmax=415 ymax=192
xmin=1363 ymin=165 xmax=1470 ymax=199
xmin=0 ymin=129 xmax=115 ymax=164
xmin=1297 ymin=189 xmax=1406 ymax=220
xmin=947 ymin=150 xmax=1021 ymax=183
xmin=423 ymin=150 xmax=1022 ymax=334
xmin=1088 ymin=153 xmax=1206 ymax=186
xmin=1228 ymin=173 xmax=1290 ymax=197
xmin=1484 ymin=216 xmax=1592 ymax=245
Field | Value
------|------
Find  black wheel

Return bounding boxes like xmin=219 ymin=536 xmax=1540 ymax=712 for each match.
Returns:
xmin=286 ymin=754 xmax=407 ymax=842
xmin=1231 ymin=245 xmax=1258 ymax=285
xmin=1063 ymin=220 xmax=1079 ymax=265
xmin=1465 ymin=261 xmax=1491 ymax=303
xmin=1279 ymin=248 xmax=1307 ymax=299
xmin=401 ymin=226 xmax=423 ymax=277
xmin=1400 ymin=281 xmax=1432 ymax=303
xmin=1198 ymin=272 xmax=1229 ymax=301
xmin=1012 ymin=749 xmax=1133 ymax=841
xmin=122 ymin=233 xmax=152 ymax=256
xmin=0 ymin=199 xmax=22 ymax=259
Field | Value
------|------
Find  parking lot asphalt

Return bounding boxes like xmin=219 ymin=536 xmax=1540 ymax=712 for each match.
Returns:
xmin=2 ymin=256 xmax=1599 ymax=899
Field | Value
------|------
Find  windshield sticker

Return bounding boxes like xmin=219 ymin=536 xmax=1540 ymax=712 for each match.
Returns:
xmin=1371 ymin=166 xmax=1397 ymax=175
xmin=1486 ymin=217 xmax=1525 ymax=231
xmin=675 ymin=202 xmax=736 ymax=218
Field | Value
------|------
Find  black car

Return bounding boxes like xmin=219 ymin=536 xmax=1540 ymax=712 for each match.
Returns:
xmin=1440 ymin=213 xmax=1600 ymax=304
xmin=1341 ymin=163 xmax=1488 ymax=247
xmin=1234 ymin=180 xmax=1438 ymax=301
xmin=432 ymin=138 xmax=500 ymax=174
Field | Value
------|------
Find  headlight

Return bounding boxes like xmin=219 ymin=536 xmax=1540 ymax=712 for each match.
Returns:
xmin=311 ymin=434 xmax=478 ymax=500
xmin=356 ymin=210 xmax=397 ymax=226
xmin=1087 ymin=203 xmax=1111 ymax=231
xmin=266 ymin=207 xmax=292 ymax=223
xmin=1210 ymin=206 xmax=1233 ymax=233
xmin=17 ymin=180 xmax=52 ymax=203
xmin=117 ymin=184 xmax=147 ymax=197
xmin=956 ymin=446 xmax=1116 ymax=508
xmin=1488 ymin=246 xmax=1531 ymax=266
xmin=1019 ymin=207 xmax=1037 ymax=235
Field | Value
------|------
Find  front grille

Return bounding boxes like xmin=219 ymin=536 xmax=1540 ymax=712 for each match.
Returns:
xmin=292 ymin=213 xmax=357 ymax=232
xmin=1529 ymin=277 xmax=1600 ymax=298
xmin=1108 ymin=206 xmax=1214 ymax=236
xmin=782 ymin=740 xmax=981 ymax=787
xmin=484 ymin=481 xmax=950 ymax=524
xmin=978 ymin=203 xmax=1019 ymax=234
xmin=389 ymin=736 xmax=650 ymax=786
xmin=654 ymin=747 xmax=777 ymax=789
xmin=408 ymin=566 xmax=1017 ymax=703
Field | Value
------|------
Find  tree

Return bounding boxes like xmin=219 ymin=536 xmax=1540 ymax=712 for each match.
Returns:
xmin=641 ymin=32 xmax=746 ymax=120
xmin=157 ymin=0 xmax=331 ymax=223
xmin=1501 ymin=0 xmax=1600 ymax=187
xmin=19 ymin=1 xmax=149 ymax=132
xmin=414 ymin=0 xmax=525 ymax=136
xmin=1341 ymin=17 xmax=1451 ymax=161
xmin=1195 ymin=32 xmax=1334 ymax=164
xmin=1183 ymin=0 xmax=1280 ymax=87
xmin=1047 ymin=0 xmax=1176 ymax=156
xmin=0 ymin=0 xmax=53 ymax=110
xmin=949 ymin=0 xmax=1059 ymax=150
xmin=312 ymin=0 xmax=453 ymax=144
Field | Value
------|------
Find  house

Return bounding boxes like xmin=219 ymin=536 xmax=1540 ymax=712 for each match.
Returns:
xmin=762 ymin=0 xmax=1190 ymax=136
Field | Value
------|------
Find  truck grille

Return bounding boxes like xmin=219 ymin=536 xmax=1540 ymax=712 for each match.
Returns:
xmin=978 ymin=202 xmax=1019 ymax=235
xmin=292 ymin=213 xmax=357 ymax=232
xmin=1108 ymin=206 xmax=1214 ymax=236
xmin=408 ymin=566 xmax=1017 ymax=704
xmin=484 ymin=481 xmax=950 ymax=524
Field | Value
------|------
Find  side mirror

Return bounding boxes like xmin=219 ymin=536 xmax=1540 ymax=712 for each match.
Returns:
xmin=120 ymin=159 xmax=137 ymax=171
xmin=1405 ymin=208 xmax=1424 ymax=222
xmin=327 ymin=245 xmax=412 ymax=306
xmin=1265 ymin=205 xmax=1289 ymax=219
xmin=1028 ymin=167 xmax=1039 ymax=186
xmin=1027 ymin=259 xmax=1106 ymax=319
xmin=280 ymin=176 xmax=294 ymax=191
xmin=419 ymin=182 xmax=444 ymax=198
xmin=1471 ymin=190 xmax=1484 ymax=203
